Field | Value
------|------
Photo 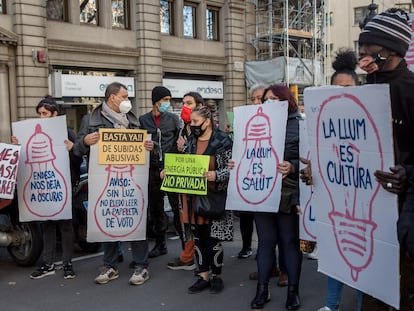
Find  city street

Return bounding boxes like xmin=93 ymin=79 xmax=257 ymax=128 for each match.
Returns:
xmin=0 ymin=218 xmax=358 ymax=311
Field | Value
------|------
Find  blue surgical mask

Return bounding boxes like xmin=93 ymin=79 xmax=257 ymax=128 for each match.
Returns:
xmin=159 ymin=102 xmax=171 ymax=113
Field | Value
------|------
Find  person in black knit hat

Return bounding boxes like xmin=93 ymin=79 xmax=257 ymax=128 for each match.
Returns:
xmin=139 ymin=86 xmax=181 ymax=258
xmin=358 ymin=8 xmax=414 ymax=310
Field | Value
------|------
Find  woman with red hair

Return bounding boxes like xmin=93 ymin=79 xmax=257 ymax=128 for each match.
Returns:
xmin=251 ymin=84 xmax=302 ymax=310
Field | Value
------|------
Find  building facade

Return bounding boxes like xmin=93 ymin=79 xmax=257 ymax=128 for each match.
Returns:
xmin=0 ymin=0 xmax=249 ymax=142
xmin=327 ymin=0 xmax=413 ymax=78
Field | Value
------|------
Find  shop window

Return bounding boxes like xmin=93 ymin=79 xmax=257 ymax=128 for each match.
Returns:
xmin=160 ymin=0 xmax=174 ymax=35
xmin=46 ymin=0 xmax=68 ymax=21
xmin=183 ymin=2 xmax=197 ymax=38
xmin=112 ymin=0 xmax=130 ymax=29
xmin=354 ymin=6 xmax=369 ymax=25
xmin=206 ymin=6 xmax=219 ymax=41
xmin=0 ymin=0 xmax=6 ymax=14
xmin=80 ymin=0 xmax=98 ymax=25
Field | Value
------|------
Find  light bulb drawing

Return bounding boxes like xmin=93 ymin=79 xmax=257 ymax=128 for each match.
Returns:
xmin=236 ymin=106 xmax=279 ymax=205
xmin=94 ymin=164 xmax=145 ymax=238
xmin=316 ymin=93 xmax=382 ymax=281
xmin=22 ymin=124 xmax=68 ymax=217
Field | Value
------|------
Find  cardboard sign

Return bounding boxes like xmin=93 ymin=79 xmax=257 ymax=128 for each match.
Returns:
xmin=12 ymin=116 xmax=72 ymax=221
xmin=161 ymin=153 xmax=209 ymax=195
xmin=98 ymin=128 xmax=147 ymax=165
xmin=299 ymin=119 xmax=316 ymax=241
xmin=304 ymin=84 xmax=399 ymax=309
xmin=87 ymin=143 xmax=149 ymax=242
xmin=0 ymin=143 xmax=21 ymax=199
xmin=226 ymin=102 xmax=287 ymax=212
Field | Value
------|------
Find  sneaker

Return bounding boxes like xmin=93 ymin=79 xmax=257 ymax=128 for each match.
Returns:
xmin=167 ymin=258 xmax=196 ymax=271
xmin=238 ymin=248 xmax=253 ymax=259
xmin=95 ymin=267 xmax=119 ymax=284
xmin=209 ymin=276 xmax=224 ymax=294
xmin=307 ymin=245 xmax=318 ymax=260
xmin=188 ymin=277 xmax=210 ymax=294
xmin=129 ymin=267 xmax=149 ymax=285
xmin=30 ymin=263 xmax=55 ymax=279
xmin=63 ymin=263 xmax=76 ymax=279
xmin=317 ymin=307 xmax=336 ymax=311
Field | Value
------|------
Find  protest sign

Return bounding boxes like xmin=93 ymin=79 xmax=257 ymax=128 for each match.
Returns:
xmin=87 ymin=143 xmax=149 ymax=242
xmin=299 ymin=119 xmax=316 ymax=241
xmin=304 ymin=84 xmax=399 ymax=308
xmin=0 ymin=143 xmax=21 ymax=199
xmin=98 ymin=128 xmax=146 ymax=165
xmin=226 ymin=102 xmax=287 ymax=212
xmin=161 ymin=153 xmax=209 ymax=195
xmin=12 ymin=116 xmax=72 ymax=221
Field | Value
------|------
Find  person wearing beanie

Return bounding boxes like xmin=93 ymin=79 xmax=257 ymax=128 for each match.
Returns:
xmin=358 ymin=8 xmax=414 ymax=310
xmin=139 ymin=86 xmax=180 ymax=258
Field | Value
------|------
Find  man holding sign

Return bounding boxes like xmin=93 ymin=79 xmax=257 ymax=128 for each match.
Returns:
xmin=75 ymin=82 xmax=154 ymax=285
xmin=358 ymin=8 xmax=414 ymax=310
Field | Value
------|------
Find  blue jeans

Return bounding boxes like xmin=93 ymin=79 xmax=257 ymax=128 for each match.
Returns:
xmin=325 ymin=276 xmax=363 ymax=311
xmin=103 ymin=240 xmax=148 ymax=269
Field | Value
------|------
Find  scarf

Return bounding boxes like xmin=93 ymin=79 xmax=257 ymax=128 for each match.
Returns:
xmin=101 ymin=101 xmax=129 ymax=129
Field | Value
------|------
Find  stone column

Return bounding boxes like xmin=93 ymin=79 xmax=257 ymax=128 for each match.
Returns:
xmin=223 ymin=0 xmax=247 ymax=123
xmin=135 ymin=0 xmax=164 ymax=115
xmin=14 ymin=0 xmax=49 ymax=119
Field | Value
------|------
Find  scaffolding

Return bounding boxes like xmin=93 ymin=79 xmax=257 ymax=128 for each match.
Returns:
xmin=247 ymin=0 xmax=328 ymax=86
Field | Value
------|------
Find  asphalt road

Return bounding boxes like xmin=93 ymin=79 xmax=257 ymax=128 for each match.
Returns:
xmin=0 ymin=218 xmax=358 ymax=311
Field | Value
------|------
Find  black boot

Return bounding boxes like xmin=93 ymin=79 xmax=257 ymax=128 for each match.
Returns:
xmin=285 ymin=285 xmax=300 ymax=310
xmin=148 ymin=237 xmax=167 ymax=258
xmin=250 ymin=283 xmax=270 ymax=309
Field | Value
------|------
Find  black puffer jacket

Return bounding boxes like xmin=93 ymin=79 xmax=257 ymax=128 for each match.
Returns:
xmin=281 ymin=111 xmax=301 ymax=211
xmin=367 ymin=59 xmax=414 ymax=258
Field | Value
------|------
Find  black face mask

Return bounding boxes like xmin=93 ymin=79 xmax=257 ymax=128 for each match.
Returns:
xmin=190 ymin=120 xmax=206 ymax=137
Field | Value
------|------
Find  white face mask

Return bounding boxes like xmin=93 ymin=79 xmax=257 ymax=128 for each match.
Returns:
xmin=263 ymin=99 xmax=280 ymax=105
xmin=119 ymin=100 xmax=132 ymax=113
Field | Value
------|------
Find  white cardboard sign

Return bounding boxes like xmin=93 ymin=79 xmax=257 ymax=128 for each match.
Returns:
xmin=87 ymin=144 xmax=149 ymax=242
xmin=226 ymin=102 xmax=287 ymax=212
xmin=12 ymin=116 xmax=72 ymax=221
xmin=304 ymin=84 xmax=399 ymax=309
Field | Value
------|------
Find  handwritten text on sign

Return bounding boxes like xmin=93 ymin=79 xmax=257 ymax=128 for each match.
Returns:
xmin=0 ymin=143 xmax=21 ymax=199
xmin=161 ymin=153 xmax=209 ymax=195
xmin=98 ymin=128 xmax=147 ymax=165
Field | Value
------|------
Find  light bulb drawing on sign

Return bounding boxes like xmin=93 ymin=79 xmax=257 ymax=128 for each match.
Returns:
xmin=236 ymin=106 xmax=279 ymax=204
xmin=23 ymin=124 xmax=68 ymax=217
xmin=316 ymin=93 xmax=381 ymax=281
xmin=94 ymin=164 xmax=145 ymax=238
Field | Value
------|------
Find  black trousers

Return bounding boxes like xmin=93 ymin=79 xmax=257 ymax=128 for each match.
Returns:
xmin=254 ymin=210 xmax=302 ymax=285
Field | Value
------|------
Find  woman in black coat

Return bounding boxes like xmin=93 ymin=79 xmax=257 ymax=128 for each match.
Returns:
xmin=251 ymin=85 xmax=302 ymax=310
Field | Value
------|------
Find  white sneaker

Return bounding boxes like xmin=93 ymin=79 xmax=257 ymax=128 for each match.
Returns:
xmin=317 ymin=307 xmax=337 ymax=311
xmin=307 ymin=245 xmax=318 ymax=260
xmin=95 ymin=267 xmax=119 ymax=284
xmin=129 ymin=267 xmax=149 ymax=285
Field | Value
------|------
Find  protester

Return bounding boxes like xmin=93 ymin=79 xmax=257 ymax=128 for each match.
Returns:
xmin=357 ymin=8 xmax=414 ymax=310
xmin=250 ymin=85 xmax=302 ymax=310
xmin=313 ymin=48 xmax=363 ymax=311
xmin=11 ymin=96 xmax=80 ymax=280
xmin=175 ymin=105 xmax=233 ymax=294
xmin=139 ymin=86 xmax=180 ymax=259
xmin=167 ymin=91 xmax=204 ymax=271
xmin=74 ymin=82 xmax=154 ymax=285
